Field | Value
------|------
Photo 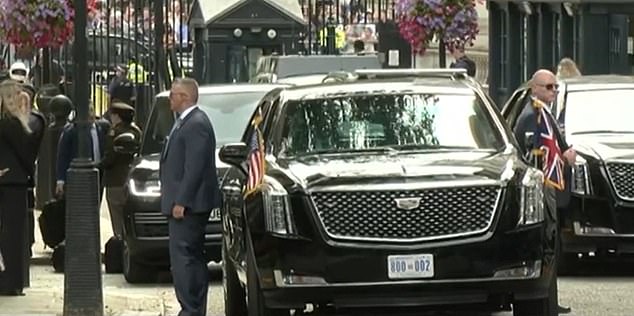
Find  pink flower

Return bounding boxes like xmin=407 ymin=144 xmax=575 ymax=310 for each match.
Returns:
xmin=395 ymin=0 xmax=479 ymax=55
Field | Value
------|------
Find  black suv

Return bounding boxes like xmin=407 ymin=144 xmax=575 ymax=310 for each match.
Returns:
xmin=503 ymin=75 xmax=634 ymax=271
xmin=219 ymin=69 xmax=559 ymax=315
xmin=121 ymin=83 xmax=286 ymax=283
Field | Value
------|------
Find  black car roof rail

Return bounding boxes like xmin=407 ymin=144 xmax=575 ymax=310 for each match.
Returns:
xmin=321 ymin=68 xmax=468 ymax=83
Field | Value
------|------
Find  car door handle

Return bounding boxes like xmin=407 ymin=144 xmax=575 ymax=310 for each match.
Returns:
xmin=222 ymin=186 xmax=242 ymax=194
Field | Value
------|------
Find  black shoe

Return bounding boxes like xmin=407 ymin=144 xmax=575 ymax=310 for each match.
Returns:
xmin=558 ymin=304 xmax=572 ymax=314
xmin=0 ymin=289 xmax=25 ymax=296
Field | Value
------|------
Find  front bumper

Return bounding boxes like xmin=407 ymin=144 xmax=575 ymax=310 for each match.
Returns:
xmin=252 ymin=224 xmax=555 ymax=310
xmin=123 ymin=195 xmax=223 ymax=265
xmin=561 ymin=194 xmax=634 ymax=255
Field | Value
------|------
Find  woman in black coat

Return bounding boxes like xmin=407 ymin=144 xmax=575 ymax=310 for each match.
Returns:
xmin=0 ymin=79 xmax=33 ymax=296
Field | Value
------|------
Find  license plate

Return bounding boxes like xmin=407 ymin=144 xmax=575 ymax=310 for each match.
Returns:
xmin=209 ymin=208 xmax=221 ymax=222
xmin=387 ymin=254 xmax=434 ymax=279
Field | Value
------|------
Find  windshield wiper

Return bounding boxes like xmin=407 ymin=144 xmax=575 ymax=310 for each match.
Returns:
xmin=387 ymin=144 xmax=476 ymax=151
xmin=571 ymin=130 xmax=634 ymax=135
xmin=288 ymin=147 xmax=398 ymax=158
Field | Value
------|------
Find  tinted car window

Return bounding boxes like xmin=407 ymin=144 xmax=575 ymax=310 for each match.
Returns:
xmin=564 ymin=89 xmax=634 ymax=135
xmin=141 ymin=90 xmax=268 ymax=155
xmin=279 ymin=93 xmax=503 ymax=157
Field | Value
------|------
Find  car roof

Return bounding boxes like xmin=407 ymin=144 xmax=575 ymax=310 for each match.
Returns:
xmin=155 ymin=83 xmax=288 ymax=98
xmin=278 ymin=78 xmax=476 ymax=101
xmin=561 ymin=75 xmax=634 ymax=92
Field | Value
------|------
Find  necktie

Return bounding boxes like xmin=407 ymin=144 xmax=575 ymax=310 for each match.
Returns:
xmin=91 ymin=125 xmax=101 ymax=162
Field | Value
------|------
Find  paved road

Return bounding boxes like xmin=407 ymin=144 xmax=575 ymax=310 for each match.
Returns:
xmin=2 ymin=203 xmax=634 ymax=315
xmin=2 ymin=262 xmax=634 ymax=316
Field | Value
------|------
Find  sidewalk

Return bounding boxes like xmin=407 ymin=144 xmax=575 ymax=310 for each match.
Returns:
xmin=0 ymin=200 xmax=183 ymax=316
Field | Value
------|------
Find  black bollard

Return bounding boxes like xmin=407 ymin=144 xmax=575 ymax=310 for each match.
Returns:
xmin=62 ymin=0 xmax=103 ymax=314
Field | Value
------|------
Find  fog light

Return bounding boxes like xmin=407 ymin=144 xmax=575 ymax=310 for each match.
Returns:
xmin=274 ymin=270 xmax=327 ymax=286
xmin=493 ymin=260 xmax=541 ymax=279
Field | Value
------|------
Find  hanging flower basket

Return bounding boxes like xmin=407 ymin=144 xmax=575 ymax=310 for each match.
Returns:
xmin=0 ymin=0 xmax=76 ymax=49
xmin=395 ymin=0 xmax=480 ymax=55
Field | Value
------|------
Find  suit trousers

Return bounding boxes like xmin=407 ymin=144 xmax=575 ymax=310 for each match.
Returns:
xmin=0 ymin=186 xmax=28 ymax=293
xmin=168 ymin=211 xmax=210 ymax=316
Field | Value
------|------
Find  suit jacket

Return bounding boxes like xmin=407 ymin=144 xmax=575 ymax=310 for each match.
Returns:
xmin=513 ymin=99 xmax=570 ymax=155
xmin=25 ymin=110 xmax=47 ymax=192
xmin=159 ymin=107 xmax=220 ymax=215
xmin=56 ymin=119 xmax=110 ymax=183
xmin=0 ymin=117 xmax=32 ymax=186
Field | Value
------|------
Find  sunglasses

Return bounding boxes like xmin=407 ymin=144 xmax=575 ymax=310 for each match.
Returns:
xmin=538 ymin=83 xmax=559 ymax=91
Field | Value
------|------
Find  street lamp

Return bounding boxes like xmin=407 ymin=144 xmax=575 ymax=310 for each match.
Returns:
xmin=63 ymin=0 xmax=103 ymax=314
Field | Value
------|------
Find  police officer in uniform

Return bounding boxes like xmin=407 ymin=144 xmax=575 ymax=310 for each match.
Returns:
xmin=99 ymin=102 xmax=141 ymax=240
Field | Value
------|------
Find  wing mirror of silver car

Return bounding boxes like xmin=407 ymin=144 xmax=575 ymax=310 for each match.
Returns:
xmin=219 ymin=143 xmax=249 ymax=174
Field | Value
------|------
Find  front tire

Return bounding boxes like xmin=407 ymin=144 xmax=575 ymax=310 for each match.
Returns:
xmin=223 ymin=242 xmax=247 ymax=316
xmin=246 ymin=240 xmax=288 ymax=316
xmin=122 ymin=239 xmax=157 ymax=283
xmin=513 ymin=273 xmax=558 ymax=316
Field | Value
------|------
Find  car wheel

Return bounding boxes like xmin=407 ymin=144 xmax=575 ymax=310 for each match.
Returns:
xmin=246 ymin=241 xmax=288 ymax=316
xmin=513 ymin=273 xmax=558 ymax=316
xmin=104 ymin=236 xmax=123 ymax=274
xmin=122 ymin=239 xmax=156 ymax=283
xmin=223 ymin=242 xmax=247 ymax=316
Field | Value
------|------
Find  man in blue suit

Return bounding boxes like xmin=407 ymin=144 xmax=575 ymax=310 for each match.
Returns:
xmin=55 ymin=103 xmax=110 ymax=199
xmin=160 ymin=77 xmax=220 ymax=316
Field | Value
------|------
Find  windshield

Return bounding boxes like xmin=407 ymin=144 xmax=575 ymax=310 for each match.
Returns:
xmin=564 ymin=89 xmax=634 ymax=135
xmin=199 ymin=92 xmax=266 ymax=146
xmin=278 ymin=93 xmax=504 ymax=157
xmin=141 ymin=90 xmax=267 ymax=155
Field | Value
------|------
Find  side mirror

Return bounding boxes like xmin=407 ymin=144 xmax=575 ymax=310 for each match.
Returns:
xmin=113 ymin=132 xmax=140 ymax=154
xmin=219 ymin=143 xmax=248 ymax=172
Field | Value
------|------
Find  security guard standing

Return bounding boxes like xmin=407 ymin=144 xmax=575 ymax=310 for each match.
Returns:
xmin=99 ymin=102 xmax=141 ymax=240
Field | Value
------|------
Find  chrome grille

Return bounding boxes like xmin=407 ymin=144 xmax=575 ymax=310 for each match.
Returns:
xmin=606 ymin=162 xmax=634 ymax=200
xmin=133 ymin=212 xmax=220 ymax=238
xmin=311 ymin=186 xmax=501 ymax=242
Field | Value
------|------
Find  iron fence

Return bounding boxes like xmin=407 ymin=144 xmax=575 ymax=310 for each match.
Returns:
xmin=299 ymin=0 xmax=398 ymax=55
xmin=1 ymin=0 xmax=194 ymax=121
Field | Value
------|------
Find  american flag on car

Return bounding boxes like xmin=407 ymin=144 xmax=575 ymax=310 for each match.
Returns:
xmin=244 ymin=110 xmax=265 ymax=197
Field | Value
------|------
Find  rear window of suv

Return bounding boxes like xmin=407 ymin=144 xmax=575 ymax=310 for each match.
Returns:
xmin=278 ymin=92 xmax=504 ymax=157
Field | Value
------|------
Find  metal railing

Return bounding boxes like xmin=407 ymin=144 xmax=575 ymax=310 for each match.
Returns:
xmin=1 ymin=0 xmax=194 ymax=120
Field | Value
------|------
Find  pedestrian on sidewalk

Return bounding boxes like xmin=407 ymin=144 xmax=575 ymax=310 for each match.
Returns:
xmin=160 ymin=78 xmax=220 ymax=316
xmin=513 ymin=69 xmax=575 ymax=314
xmin=20 ymin=82 xmax=46 ymax=288
xmin=449 ymin=47 xmax=476 ymax=77
xmin=556 ymin=57 xmax=581 ymax=79
xmin=0 ymin=79 xmax=33 ymax=296
xmin=100 ymin=102 xmax=141 ymax=239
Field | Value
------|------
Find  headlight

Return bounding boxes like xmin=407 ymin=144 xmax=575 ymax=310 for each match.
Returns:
xmin=571 ymin=156 xmax=591 ymax=195
xmin=261 ymin=176 xmax=297 ymax=235
xmin=519 ymin=168 xmax=545 ymax=226
xmin=128 ymin=178 xmax=161 ymax=197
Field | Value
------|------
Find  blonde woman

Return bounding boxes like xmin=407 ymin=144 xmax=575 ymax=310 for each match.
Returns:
xmin=0 ymin=79 xmax=33 ymax=296
xmin=556 ymin=57 xmax=582 ymax=79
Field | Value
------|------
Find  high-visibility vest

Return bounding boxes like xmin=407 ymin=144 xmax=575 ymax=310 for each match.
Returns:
xmin=127 ymin=62 xmax=147 ymax=84
xmin=320 ymin=26 xmax=346 ymax=49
